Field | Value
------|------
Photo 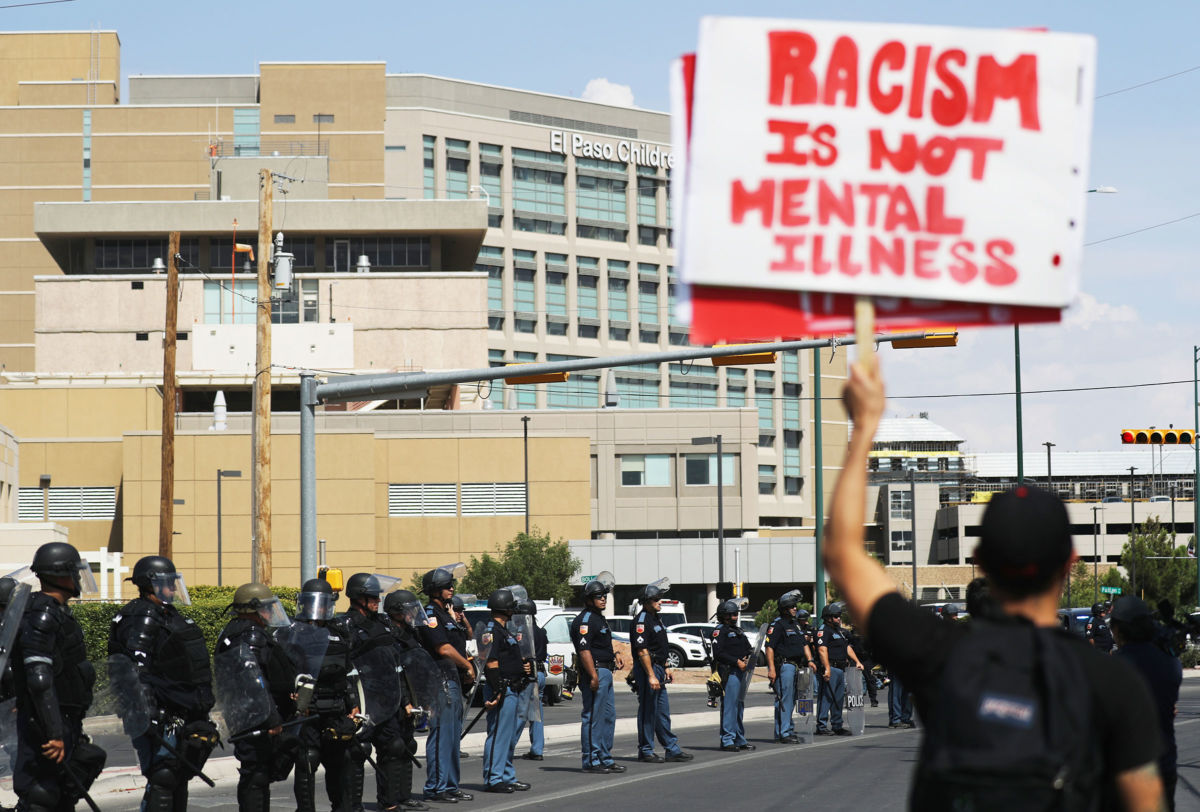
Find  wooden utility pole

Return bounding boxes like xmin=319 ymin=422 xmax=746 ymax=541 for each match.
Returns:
xmin=254 ymin=169 xmax=273 ymax=584
xmin=158 ymin=231 xmax=180 ymax=558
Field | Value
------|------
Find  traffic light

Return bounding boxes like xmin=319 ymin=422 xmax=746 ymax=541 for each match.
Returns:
xmin=891 ymin=330 xmax=959 ymax=349
xmin=1120 ymin=429 xmax=1194 ymax=445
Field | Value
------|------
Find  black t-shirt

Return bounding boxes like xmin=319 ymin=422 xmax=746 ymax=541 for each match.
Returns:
xmin=1115 ymin=641 xmax=1182 ymax=776
xmin=569 ymin=609 xmax=615 ymax=667
xmin=868 ymin=592 xmax=1162 ymax=804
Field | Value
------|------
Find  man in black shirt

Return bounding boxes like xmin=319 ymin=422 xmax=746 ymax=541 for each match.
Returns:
xmin=765 ymin=589 xmax=815 ymax=744
xmin=1088 ymin=601 xmax=1116 ymax=653
xmin=1111 ymin=596 xmax=1182 ymax=810
xmin=823 ymin=360 xmax=1164 ymax=812
xmin=569 ymin=579 xmax=626 ymax=773
xmin=630 ymin=580 xmax=692 ymax=763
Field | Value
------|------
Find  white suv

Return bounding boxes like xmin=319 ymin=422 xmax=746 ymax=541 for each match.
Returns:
xmin=607 ymin=615 xmax=709 ymax=667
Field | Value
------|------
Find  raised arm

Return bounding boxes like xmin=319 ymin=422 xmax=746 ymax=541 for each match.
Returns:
xmin=823 ymin=360 xmax=898 ymax=636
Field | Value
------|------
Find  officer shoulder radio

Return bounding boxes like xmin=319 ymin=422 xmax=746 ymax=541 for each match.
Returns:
xmin=914 ymin=619 xmax=1099 ymax=811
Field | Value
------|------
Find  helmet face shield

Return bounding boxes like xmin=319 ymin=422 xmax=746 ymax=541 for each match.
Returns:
xmin=258 ymin=596 xmax=291 ymax=628
xmin=503 ymin=584 xmax=529 ymax=603
xmin=148 ymin=572 xmax=189 ymax=605
xmin=295 ymin=591 xmax=335 ymax=621
xmin=402 ymin=601 xmax=430 ymax=628
xmin=74 ymin=559 xmax=99 ymax=597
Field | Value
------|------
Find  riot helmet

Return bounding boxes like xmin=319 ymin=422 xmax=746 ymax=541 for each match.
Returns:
xmin=516 ymin=598 xmax=536 ymax=616
xmin=641 ymin=577 xmax=671 ymax=603
xmin=130 ymin=555 xmax=190 ymax=605
xmin=422 ymin=562 xmax=465 ymax=598
xmin=345 ymin=572 xmax=384 ymax=602
xmin=0 ymin=577 xmax=17 ymax=609
xmin=779 ymin=589 xmax=803 ymax=611
xmin=1091 ymin=602 xmax=1107 ymax=618
xmin=488 ymin=588 xmax=517 ymax=614
xmin=795 ymin=608 xmax=811 ymax=623
xmin=30 ymin=541 xmax=97 ymax=598
xmin=296 ymin=578 xmax=336 ymax=621
xmin=583 ymin=579 xmax=611 ymax=601
xmin=231 ymin=582 xmax=290 ymax=627
xmin=384 ymin=589 xmax=429 ymax=628
xmin=451 ymin=595 xmax=466 ymax=611
xmin=717 ymin=599 xmax=742 ymax=622
xmin=822 ymin=601 xmax=845 ymax=622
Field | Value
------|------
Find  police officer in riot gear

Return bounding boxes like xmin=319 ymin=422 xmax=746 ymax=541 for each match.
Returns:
xmin=815 ymin=601 xmax=864 ymax=736
xmin=631 ymin=580 xmax=692 ymax=763
xmin=108 ymin=555 xmax=217 ymax=812
xmin=570 ymin=578 xmax=626 ymax=774
xmin=765 ymin=590 xmax=816 ymax=744
xmin=481 ymin=588 xmax=532 ymax=793
xmin=214 ymin=582 xmax=299 ymax=812
xmin=0 ymin=576 xmax=19 ymax=703
xmin=382 ymin=589 xmax=432 ymax=811
xmin=416 ymin=567 xmax=475 ymax=803
xmin=12 ymin=542 xmax=106 ymax=812
xmin=290 ymin=578 xmax=362 ymax=812
xmin=713 ymin=600 xmax=754 ymax=752
xmin=1088 ymin=601 xmax=1115 ymax=653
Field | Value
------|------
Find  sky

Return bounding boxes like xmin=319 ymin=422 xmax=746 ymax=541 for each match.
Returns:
xmin=6 ymin=0 xmax=1200 ymax=457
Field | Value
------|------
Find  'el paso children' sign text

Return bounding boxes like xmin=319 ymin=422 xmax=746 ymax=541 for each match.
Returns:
xmin=680 ymin=18 xmax=1096 ymax=309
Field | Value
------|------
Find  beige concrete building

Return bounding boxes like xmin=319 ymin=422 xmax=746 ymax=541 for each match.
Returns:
xmin=0 ymin=31 xmax=848 ymax=609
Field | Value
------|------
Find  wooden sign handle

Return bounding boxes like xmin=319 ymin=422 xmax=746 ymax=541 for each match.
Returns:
xmin=854 ymin=296 xmax=876 ymax=371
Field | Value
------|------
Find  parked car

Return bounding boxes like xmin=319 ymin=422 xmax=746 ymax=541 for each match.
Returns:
xmin=537 ymin=608 xmax=579 ymax=704
xmin=671 ymin=622 xmax=767 ymax=666
xmin=1058 ymin=607 xmax=1092 ymax=638
xmin=1149 ymin=495 xmax=1172 ymax=503
xmin=608 ymin=615 xmax=709 ymax=667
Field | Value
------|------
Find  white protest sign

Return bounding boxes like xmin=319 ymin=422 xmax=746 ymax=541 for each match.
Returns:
xmin=680 ymin=17 xmax=1096 ymax=309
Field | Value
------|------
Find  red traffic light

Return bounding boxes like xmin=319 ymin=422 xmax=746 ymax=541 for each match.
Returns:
xmin=1121 ymin=431 xmax=1135 ymax=444
xmin=1120 ymin=428 xmax=1194 ymax=445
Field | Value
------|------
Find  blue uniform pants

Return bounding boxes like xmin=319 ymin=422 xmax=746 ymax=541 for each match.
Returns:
xmin=423 ymin=678 xmax=463 ymax=795
xmin=773 ymin=661 xmax=798 ymax=739
xmin=888 ymin=676 xmax=913 ymax=725
xmin=817 ymin=667 xmax=846 ymax=732
xmin=720 ymin=670 xmax=748 ymax=747
xmin=482 ymin=685 xmax=521 ymax=787
xmin=634 ymin=663 xmax=681 ymax=757
xmin=514 ymin=670 xmax=545 ymax=756
xmin=579 ymin=667 xmax=616 ymax=768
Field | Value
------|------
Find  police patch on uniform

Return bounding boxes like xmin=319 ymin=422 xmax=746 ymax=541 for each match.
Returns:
xmin=636 ymin=624 xmax=644 ymax=634
xmin=636 ymin=636 xmax=644 ymax=644
xmin=427 ymin=616 xmax=438 ymax=628
xmin=767 ymin=624 xmax=775 ymax=634
xmin=711 ymin=629 xmax=720 ymax=638
xmin=481 ymin=632 xmax=492 ymax=646
xmin=817 ymin=630 xmax=824 ymax=638
xmin=579 ymin=625 xmax=588 ymax=635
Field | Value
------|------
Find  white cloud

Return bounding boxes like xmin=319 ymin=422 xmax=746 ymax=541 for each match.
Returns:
xmin=1062 ymin=292 xmax=1138 ymax=330
xmin=581 ymin=78 xmax=635 ymax=107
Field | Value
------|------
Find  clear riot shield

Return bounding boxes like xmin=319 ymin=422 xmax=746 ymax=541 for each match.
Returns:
xmin=738 ymin=622 xmax=769 ymax=704
xmin=474 ymin=620 xmax=495 ymax=663
xmin=214 ymin=643 xmax=273 ymax=737
xmin=795 ymin=667 xmax=817 ymax=744
xmin=844 ymin=667 xmax=867 ymax=735
xmin=355 ymin=644 xmax=402 ymax=724
xmin=0 ymin=581 xmax=31 ymax=680
xmin=106 ymin=654 xmax=154 ymax=738
xmin=508 ymin=615 xmax=541 ymax=724
xmin=437 ymin=562 xmax=467 ymax=583
xmin=0 ymin=697 xmax=17 ymax=779
xmin=275 ymin=622 xmax=331 ymax=680
xmin=397 ymin=647 xmax=449 ymax=722
xmin=503 ymin=584 xmax=529 ymax=603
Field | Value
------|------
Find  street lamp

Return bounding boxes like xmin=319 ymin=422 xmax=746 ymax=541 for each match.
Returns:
xmin=1043 ymin=441 xmax=1055 ymax=494
xmin=216 ymin=469 xmax=242 ymax=586
xmin=521 ymin=416 xmax=531 ymax=536
xmin=1092 ymin=504 xmax=1102 ymax=604
xmin=1128 ymin=465 xmax=1138 ymax=594
xmin=1194 ymin=346 xmax=1199 ymax=607
xmin=692 ymin=434 xmax=725 ymax=587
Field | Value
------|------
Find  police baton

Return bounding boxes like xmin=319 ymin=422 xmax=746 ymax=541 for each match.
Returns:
xmin=63 ymin=761 xmax=101 ymax=812
xmin=147 ymin=727 xmax=216 ymax=787
xmin=228 ymin=713 xmax=315 ymax=744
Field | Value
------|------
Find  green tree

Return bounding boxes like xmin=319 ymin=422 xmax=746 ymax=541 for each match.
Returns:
xmin=1062 ymin=560 xmax=1128 ymax=608
xmin=1121 ymin=519 xmax=1196 ymax=610
xmin=459 ymin=529 xmax=581 ymax=606
xmin=755 ymin=599 xmax=779 ymax=627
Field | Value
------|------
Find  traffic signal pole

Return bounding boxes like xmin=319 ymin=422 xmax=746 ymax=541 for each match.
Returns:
xmin=1194 ymin=346 xmax=1199 ymax=608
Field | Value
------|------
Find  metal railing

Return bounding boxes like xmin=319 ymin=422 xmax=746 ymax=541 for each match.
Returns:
xmin=210 ymin=140 xmax=327 ymax=158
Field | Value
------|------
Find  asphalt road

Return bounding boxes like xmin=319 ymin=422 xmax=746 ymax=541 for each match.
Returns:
xmin=37 ymin=680 xmax=1200 ymax=810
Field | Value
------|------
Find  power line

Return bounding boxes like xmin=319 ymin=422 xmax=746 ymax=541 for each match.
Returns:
xmin=1096 ymin=64 xmax=1200 ymax=99
xmin=1084 ymin=212 xmax=1200 ymax=247
xmin=0 ymin=0 xmax=75 ymax=8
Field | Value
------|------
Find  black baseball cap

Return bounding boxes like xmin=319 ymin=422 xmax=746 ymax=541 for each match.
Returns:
xmin=976 ymin=486 xmax=1072 ymax=590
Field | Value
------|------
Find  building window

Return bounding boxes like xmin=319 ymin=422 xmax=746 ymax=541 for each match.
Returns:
xmin=274 ymin=114 xmax=295 ymax=124
xmin=758 ymin=464 xmax=777 ymax=496
xmin=577 ymin=323 xmax=599 ymax=339
xmin=890 ymin=490 xmax=913 ymax=520
xmin=670 ymin=380 xmax=718 ymax=408
xmin=576 ymin=172 xmax=627 ymax=223
xmin=324 ymin=237 xmax=429 ymax=270
xmin=637 ymin=166 xmax=658 ymax=225
xmin=548 ymin=355 xmax=598 ymax=407
xmin=270 ymin=279 xmax=319 ymax=324
xmin=512 ymin=148 xmax=566 ymax=217
xmin=81 ymin=110 xmax=91 ymax=202
xmin=423 ymin=135 xmax=436 ymax=198
xmin=576 ymin=223 xmax=627 ymax=242
xmin=756 ymin=386 xmax=775 ymax=431
xmin=312 ymin=113 xmax=334 ymax=124
xmin=621 ymin=454 xmax=671 ymax=487
xmin=638 ymin=280 xmax=659 ymax=325
xmin=480 ymin=143 xmax=503 ymax=211
xmin=637 ymin=226 xmax=658 ymax=246
xmin=607 ymin=275 xmax=629 ymax=321
xmin=97 ymin=239 xmax=199 ymax=271
xmin=514 ymin=216 xmax=565 ymax=235
xmin=609 ymin=326 xmax=629 ymax=341
xmin=514 ymin=266 xmax=536 ymax=315
xmin=616 ymin=375 xmax=659 ymax=408
xmin=784 ymin=476 xmax=802 ymax=495
xmin=684 ymin=454 xmax=736 ymax=486
xmin=547 ymin=321 xmax=568 ymax=336
xmin=545 ymin=271 xmax=567 ymax=317
xmin=577 ymin=274 xmax=599 ymax=320
xmin=388 ymin=483 xmax=457 ymax=516
xmin=445 ymin=138 xmax=469 ymax=199
xmin=233 ymin=108 xmax=260 ymax=156
xmin=890 ymin=530 xmax=914 ymax=561
xmin=476 ymin=245 xmax=504 ymax=313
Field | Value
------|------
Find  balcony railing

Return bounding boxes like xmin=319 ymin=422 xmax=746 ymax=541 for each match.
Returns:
xmin=210 ymin=140 xmax=327 ymax=158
